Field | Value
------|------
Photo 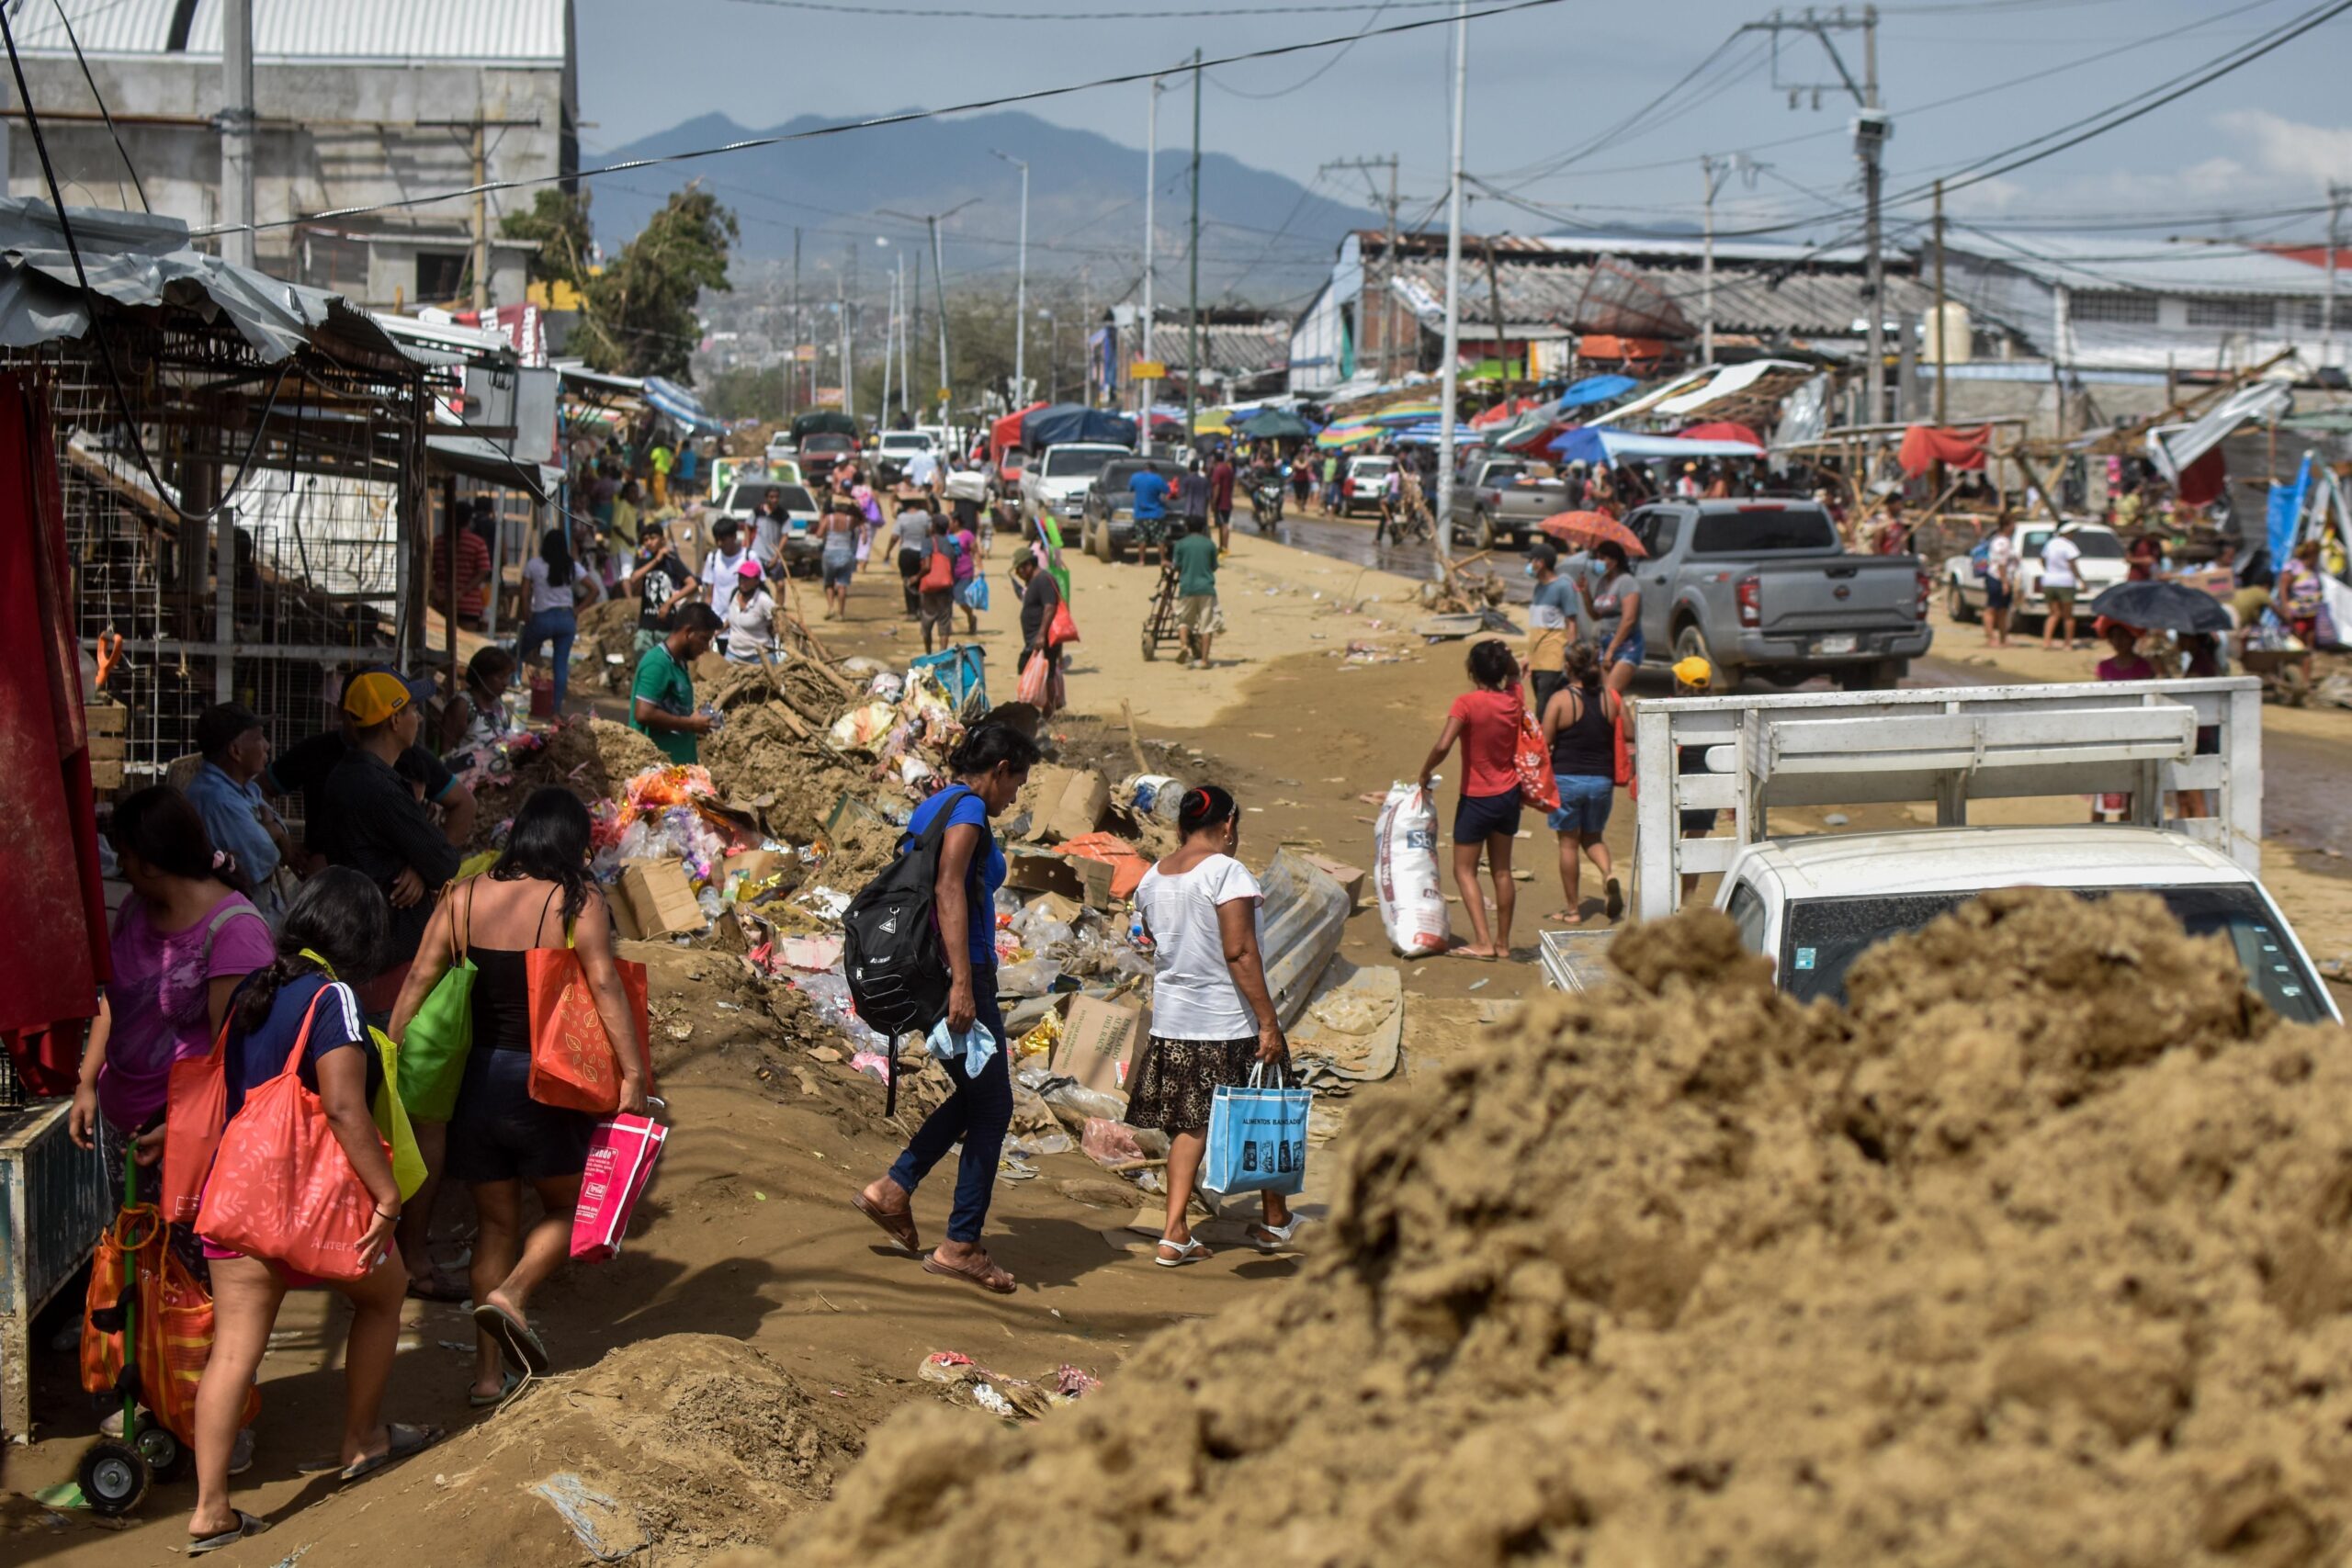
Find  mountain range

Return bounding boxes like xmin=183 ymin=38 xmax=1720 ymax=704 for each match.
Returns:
xmin=590 ymin=109 xmax=1375 ymax=306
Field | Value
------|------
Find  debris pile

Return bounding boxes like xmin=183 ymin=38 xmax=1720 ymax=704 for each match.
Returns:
xmin=754 ymin=889 xmax=2352 ymax=1568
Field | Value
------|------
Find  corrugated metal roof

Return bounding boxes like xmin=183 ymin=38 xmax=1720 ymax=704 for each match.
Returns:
xmin=13 ymin=0 xmax=567 ymax=64
xmin=1942 ymin=231 xmax=2329 ymax=299
xmin=1385 ymin=253 xmax=1932 ymax=340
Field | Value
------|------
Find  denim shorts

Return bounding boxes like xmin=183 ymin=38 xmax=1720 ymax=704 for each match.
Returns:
xmin=1546 ymin=773 xmax=1615 ymax=834
xmin=1611 ymin=626 xmax=1646 ymax=666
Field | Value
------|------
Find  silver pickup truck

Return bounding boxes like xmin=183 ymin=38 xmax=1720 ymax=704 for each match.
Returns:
xmin=1453 ymin=457 xmax=1565 ymax=550
xmin=1595 ymin=498 xmax=1934 ymax=691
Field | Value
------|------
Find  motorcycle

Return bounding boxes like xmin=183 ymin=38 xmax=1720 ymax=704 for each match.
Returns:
xmin=1249 ymin=476 xmax=1285 ymax=531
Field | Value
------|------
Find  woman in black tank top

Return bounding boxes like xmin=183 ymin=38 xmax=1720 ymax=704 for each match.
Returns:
xmin=1537 ymin=644 xmax=1625 ymax=925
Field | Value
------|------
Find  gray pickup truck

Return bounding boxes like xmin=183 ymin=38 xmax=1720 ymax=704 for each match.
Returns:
xmin=1454 ymin=457 xmax=1565 ymax=550
xmin=1584 ymin=498 xmax=1932 ymax=691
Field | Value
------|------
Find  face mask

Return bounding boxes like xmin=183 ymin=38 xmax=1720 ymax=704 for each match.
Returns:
xmin=1524 ymin=562 xmax=1539 ymax=579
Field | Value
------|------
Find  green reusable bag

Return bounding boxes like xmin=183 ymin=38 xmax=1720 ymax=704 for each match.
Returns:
xmin=398 ymin=880 xmax=477 ymax=1122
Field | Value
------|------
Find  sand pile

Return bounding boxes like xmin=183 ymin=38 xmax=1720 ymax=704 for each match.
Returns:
xmin=469 ymin=717 xmax=669 ymax=841
xmin=573 ymin=598 xmax=641 ymax=691
xmin=747 ymin=888 xmax=2352 ymax=1568
xmin=696 ymin=660 xmax=869 ymax=841
xmin=270 ymin=1336 xmax=853 ymax=1567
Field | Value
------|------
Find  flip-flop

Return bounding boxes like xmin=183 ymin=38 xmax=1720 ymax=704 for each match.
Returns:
xmin=922 ymin=1249 xmax=1016 ymax=1294
xmin=851 ymin=1190 xmax=920 ymax=1253
xmin=187 ymin=1509 xmax=268 ymax=1555
xmin=469 ymin=1371 xmax=523 ymax=1409
xmin=472 ymin=1302 xmax=550 ymax=1378
xmin=1604 ymin=877 xmax=1625 ymax=922
xmin=1246 ymin=1218 xmax=1303 ymax=1254
xmin=338 ymin=1422 xmax=443 ymax=1483
xmin=406 ymin=1269 xmax=470 ymax=1303
xmin=1154 ymin=1237 xmax=1211 ymax=1268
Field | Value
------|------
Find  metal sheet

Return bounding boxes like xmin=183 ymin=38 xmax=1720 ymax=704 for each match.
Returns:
xmin=1259 ymin=850 xmax=1349 ymax=1031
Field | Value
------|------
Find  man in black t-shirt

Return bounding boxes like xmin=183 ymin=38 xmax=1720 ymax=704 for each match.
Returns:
xmin=266 ymin=671 xmax=477 ymax=868
xmin=625 ymin=519 xmax=695 ymax=656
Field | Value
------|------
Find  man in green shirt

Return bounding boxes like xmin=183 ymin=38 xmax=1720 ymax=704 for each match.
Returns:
xmin=631 ymin=604 xmax=723 ymax=763
xmin=1171 ymin=517 xmax=1220 ymax=667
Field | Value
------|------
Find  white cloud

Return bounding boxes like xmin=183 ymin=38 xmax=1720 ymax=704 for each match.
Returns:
xmin=2211 ymin=110 xmax=2352 ymax=188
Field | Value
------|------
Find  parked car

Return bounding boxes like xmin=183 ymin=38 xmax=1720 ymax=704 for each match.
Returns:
xmin=1079 ymin=457 xmax=1175 ymax=564
xmin=1338 ymin=455 xmax=1395 ymax=519
xmin=873 ymin=429 xmax=937 ymax=487
xmin=1021 ymin=442 xmax=1130 ymax=530
xmin=763 ymin=432 xmax=797 ymax=467
xmin=797 ymin=432 xmax=856 ymax=483
xmin=1453 ymin=458 xmax=1565 ymax=550
xmin=1942 ymin=521 xmax=2128 ymax=626
xmin=1596 ymin=498 xmax=1934 ymax=691
xmin=711 ymin=479 xmax=823 ymax=576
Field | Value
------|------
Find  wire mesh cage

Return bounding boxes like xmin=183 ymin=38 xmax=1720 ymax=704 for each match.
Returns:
xmin=17 ymin=307 xmax=427 ymax=797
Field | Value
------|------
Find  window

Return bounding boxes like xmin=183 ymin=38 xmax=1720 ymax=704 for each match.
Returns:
xmin=1726 ymin=881 xmax=1770 ymax=955
xmin=1690 ymin=507 xmax=1838 ymax=554
xmin=2306 ymin=299 xmax=2337 ymax=331
xmin=2071 ymin=290 xmax=2158 ymax=325
xmin=2185 ymin=298 xmax=2276 ymax=330
xmin=414 ymin=252 xmax=466 ymax=302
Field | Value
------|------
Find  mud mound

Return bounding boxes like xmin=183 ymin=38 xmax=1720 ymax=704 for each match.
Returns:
xmin=470 ymin=717 xmax=669 ymax=840
xmin=696 ymin=660 xmax=867 ymax=840
xmin=284 ymin=1337 xmax=851 ymax=1567
xmin=754 ymin=889 xmax=2352 ymax=1568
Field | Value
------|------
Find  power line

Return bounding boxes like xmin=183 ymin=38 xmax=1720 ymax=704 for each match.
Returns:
xmin=50 ymin=0 xmax=147 ymax=211
xmin=718 ymin=0 xmax=1464 ymax=17
xmin=1207 ymin=0 xmax=1394 ymax=99
xmin=195 ymin=0 xmax=1569 ymax=241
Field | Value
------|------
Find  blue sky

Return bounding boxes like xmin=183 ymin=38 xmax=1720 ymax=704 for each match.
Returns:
xmin=575 ymin=0 xmax=2352 ymax=247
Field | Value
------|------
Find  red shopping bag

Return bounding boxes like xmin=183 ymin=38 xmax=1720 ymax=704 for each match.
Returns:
xmin=571 ymin=1113 xmax=669 ymax=1263
xmin=526 ymin=943 xmax=652 ymax=1114
xmin=1015 ymin=649 xmax=1052 ymax=706
xmin=1046 ymin=600 xmax=1080 ymax=647
xmin=1612 ymin=698 xmax=1635 ymax=792
xmin=194 ymin=993 xmax=388 ymax=1281
xmin=1513 ymin=694 xmax=1560 ymax=813
xmin=162 ymin=1013 xmax=232 ymax=1224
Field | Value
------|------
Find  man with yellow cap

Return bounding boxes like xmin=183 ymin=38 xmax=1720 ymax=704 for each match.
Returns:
xmin=316 ymin=671 xmax=464 ymax=1021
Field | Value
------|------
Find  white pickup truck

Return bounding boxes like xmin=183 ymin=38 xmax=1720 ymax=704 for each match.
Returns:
xmin=1540 ymin=679 xmax=2337 ymax=1024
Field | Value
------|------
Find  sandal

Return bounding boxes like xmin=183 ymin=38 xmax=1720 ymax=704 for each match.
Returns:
xmin=851 ymin=1190 xmax=920 ymax=1253
xmin=1154 ymin=1237 xmax=1211 ymax=1268
xmin=1604 ymin=877 xmax=1624 ymax=922
xmin=469 ymin=1371 xmax=523 ymax=1409
xmin=1246 ymin=1217 xmax=1303 ymax=1254
xmin=406 ymin=1269 xmax=470 ymax=1303
xmin=188 ymin=1509 xmax=268 ymax=1556
xmin=921 ymin=1247 xmax=1016 ymax=1295
xmin=473 ymin=1301 xmax=550 ymax=1378
xmin=338 ymin=1422 xmax=443 ymax=1483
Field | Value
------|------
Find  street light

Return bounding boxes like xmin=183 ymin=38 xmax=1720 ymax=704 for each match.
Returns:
xmin=879 ymin=197 xmax=979 ymax=423
xmin=989 ymin=150 xmax=1030 ymax=404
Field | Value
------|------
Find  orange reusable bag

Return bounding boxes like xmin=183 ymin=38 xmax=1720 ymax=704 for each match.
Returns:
xmin=78 ymin=1200 xmax=149 ymax=1403
xmin=162 ymin=1012 xmax=233 ymax=1224
xmin=526 ymin=924 xmax=652 ymax=1114
xmin=194 ymin=991 xmax=389 ymax=1281
xmin=80 ymin=1202 xmax=257 ymax=1442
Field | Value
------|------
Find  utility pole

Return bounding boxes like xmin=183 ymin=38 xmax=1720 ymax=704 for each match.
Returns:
xmin=1738 ymin=6 xmax=1886 ymax=419
xmin=1932 ymin=178 xmax=1948 ymax=425
xmin=992 ymin=151 xmax=1030 ymax=403
xmin=1323 ymin=155 xmax=1404 ymax=380
xmin=1482 ymin=235 xmax=1510 ymax=401
xmin=929 ymin=214 xmax=949 ymax=423
xmin=1700 ymin=156 xmax=1723 ymax=365
xmin=881 ymin=260 xmax=897 ymax=426
xmin=470 ymin=121 xmax=490 ymax=312
xmin=836 ymin=275 xmax=848 ymax=413
xmin=789 ymin=228 xmax=801 ymax=419
xmin=220 ymin=0 xmax=254 ymax=269
xmin=1433 ymin=0 xmax=1467 ymax=577
xmin=1187 ymin=48 xmax=1203 ymax=442
xmin=2325 ymin=180 xmax=2346 ymax=372
xmin=1141 ymin=74 xmax=1160 ymax=432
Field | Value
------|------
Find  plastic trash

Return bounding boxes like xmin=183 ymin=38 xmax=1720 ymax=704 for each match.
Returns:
xmin=529 ymin=1472 xmax=648 ymax=1563
xmin=996 ymin=957 xmax=1065 ymax=997
xmin=1080 ymin=1117 xmax=1148 ymax=1167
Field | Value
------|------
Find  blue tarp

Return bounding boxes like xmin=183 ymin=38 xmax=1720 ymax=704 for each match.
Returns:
xmin=1548 ymin=427 xmax=1771 ymax=466
xmin=2268 ymin=452 xmax=2313 ymax=567
xmin=1554 ymin=374 xmax=1638 ymax=411
xmin=1023 ymin=402 xmax=1138 ymax=449
xmin=643 ymin=376 xmax=726 ymax=434
xmin=1392 ymin=423 xmax=1485 ymax=446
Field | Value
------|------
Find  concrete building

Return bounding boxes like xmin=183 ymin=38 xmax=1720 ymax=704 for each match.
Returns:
xmin=6 ymin=0 xmax=574 ymax=311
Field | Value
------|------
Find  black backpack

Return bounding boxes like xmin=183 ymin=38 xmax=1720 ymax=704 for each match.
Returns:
xmin=842 ymin=786 xmax=976 ymax=1085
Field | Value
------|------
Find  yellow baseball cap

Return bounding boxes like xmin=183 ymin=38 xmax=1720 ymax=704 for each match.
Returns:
xmin=1672 ymin=655 xmax=1713 ymax=690
xmin=342 ymin=671 xmax=415 ymax=726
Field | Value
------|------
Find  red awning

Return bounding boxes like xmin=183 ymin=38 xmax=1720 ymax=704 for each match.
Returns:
xmin=1897 ymin=423 xmax=1990 ymax=479
xmin=1676 ymin=420 xmax=1764 ymax=449
xmin=2176 ymin=446 xmax=2226 ymax=506
xmin=990 ymin=401 xmax=1047 ymax=456
xmin=1471 ymin=395 xmax=1540 ymax=429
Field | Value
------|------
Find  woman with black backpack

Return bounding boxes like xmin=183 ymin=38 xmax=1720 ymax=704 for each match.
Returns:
xmin=852 ymin=724 xmax=1042 ymax=1294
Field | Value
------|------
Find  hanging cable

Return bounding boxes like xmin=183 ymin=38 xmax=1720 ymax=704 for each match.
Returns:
xmin=51 ymin=0 xmax=148 ymax=212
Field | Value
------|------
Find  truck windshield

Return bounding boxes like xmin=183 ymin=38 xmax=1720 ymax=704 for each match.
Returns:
xmin=1690 ymin=508 xmax=1838 ymax=554
xmin=1043 ymin=448 xmax=1117 ymax=479
xmin=1780 ymin=885 xmax=2328 ymax=1022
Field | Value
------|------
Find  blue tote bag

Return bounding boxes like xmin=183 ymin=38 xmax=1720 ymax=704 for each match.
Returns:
xmin=1202 ymin=1063 xmax=1311 ymax=1198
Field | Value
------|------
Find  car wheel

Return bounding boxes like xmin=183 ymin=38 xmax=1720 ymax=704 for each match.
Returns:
xmin=1673 ymin=622 xmax=1741 ymax=694
xmin=1475 ymin=511 xmax=1498 ymax=551
xmin=1946 ymin=581 xmax=1967 ymax=621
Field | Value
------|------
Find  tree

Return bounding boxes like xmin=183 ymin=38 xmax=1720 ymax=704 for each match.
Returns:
xmin=501 ymin=187 xmax=594 ymax=292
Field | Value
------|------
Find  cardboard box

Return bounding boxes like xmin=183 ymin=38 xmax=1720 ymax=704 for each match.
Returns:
xmin=1297 ymin=852 xmax=1366 ymax=913
xmin=1004 ymin=847 xmax=1084 ymax=900
xmin=618 ymin=859 xmax=704 ymax=941
xmin=85 ymin=732 xmax=127 ymax=762
xmin=1050 ymin=994 xmax=1145 ymax=1097
xmin=84 ymin=703 xmax=126 ymax=735
xmin=1019 ymin=764 xmax=1109 ymax=844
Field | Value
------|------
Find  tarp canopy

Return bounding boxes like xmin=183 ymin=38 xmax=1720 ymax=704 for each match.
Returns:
xmin=1678 ymin=420 xmax=1765 ymax=449
xmin=426 ymin=434 xmax=557 ymax=502
xmin=1554 ymin=374 xmax=1638 ymax=410
xmin=1393 ymin=423 xmax=1485 ymax=446
xmin=644 ymin=377 xmax=725 ymax=435
xmin=1548 ymin=427 xmax=1776 ymax=466
xmin=1317 ymin=423 xmax=1380 ymax=449
xmin=791 ymin=409 xmax=859 ymax=441
xmin=990 ymin=401 xmax=1047 ymax=454
xmin=1895 ymin=423 xmax=1989 ymax=479
xmin=1235 ymin=409 xmax=1312 ymax=441
xmin=2147 ymin=379 xmax=2292 ymax=483
xmin=1470 ymin=395 xmax=1541 ymax=429
xmin=1023 ymin=402 xmax=1137 ymax=450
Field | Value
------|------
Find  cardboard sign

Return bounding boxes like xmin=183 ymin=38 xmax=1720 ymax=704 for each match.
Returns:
xmin=617 ymin=859 xmax=703 ymax=942
xmin=1019 ymin=764 xmax=1110 ymax=844
xmin=1050 ymin=994 xmax=1145 ymax=1097
xmin=1297 ymin=852 xmax=1366 ymax=913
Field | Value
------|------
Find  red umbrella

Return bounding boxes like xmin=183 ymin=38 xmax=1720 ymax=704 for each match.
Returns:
xmin=1677 ymin=420 xmax=1765 ymax=447
xmin=1538 ymin=511 xmax=1647 ymax=558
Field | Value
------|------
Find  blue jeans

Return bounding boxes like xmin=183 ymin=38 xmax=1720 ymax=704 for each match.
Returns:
xmin=1547 ymin=773 xmax=1615 ymax=834
xmin=517 ymin=606 xmax=577 ymax=712
xmin=886 ymin=965 xmax=1010 ymax=1244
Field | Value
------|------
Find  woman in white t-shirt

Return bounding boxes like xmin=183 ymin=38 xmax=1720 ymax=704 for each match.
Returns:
xmin=517 ymin=528 xmax=595 ymax=714
xmin=719 ymin=559 xmax=779 ymax=664
xmin=1127 ymin=784 xmax=1295 ymax=1266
